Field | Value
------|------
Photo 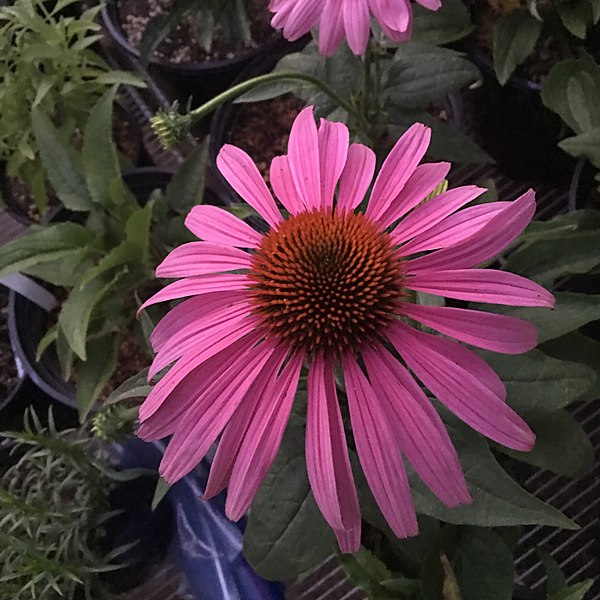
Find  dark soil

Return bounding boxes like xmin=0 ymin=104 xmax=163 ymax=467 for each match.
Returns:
xmin=5 ymin=178 xmax=59 ymax=224
xmin=113 ymin=105 xmax=140 ymax=165
xmin=230 ymin=94 xmax=305 ymax=184
xmin=119 ymin=0 xmax=273 ymax=63
xmin=0 ymin=293 xmax=20 ymax=401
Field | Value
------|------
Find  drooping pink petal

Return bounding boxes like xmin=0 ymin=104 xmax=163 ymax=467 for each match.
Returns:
xmin=366 ymin=123 xmax=431 ymax=221
xmin=408 ymin=189 xmax=536 ymax=272
xmin=159 ymin=341 xmax=283 ymax=483
xmin=288 ymin=107 xmax=322 ymax=210
xmin=319 ymin=0 xmax=345 ymax=55
xmin=150 ymin=291 xmax=249 ymax=353
xmin=270 ymin=155 xmax=305 ymax=215
xmin=368 ymin=0 xmax=411 ymax=35
xmin=415 ymin=0 xmax=441 ymax=9
xmin=378 ymin=162 xmax=451 ymax=229
xmin=306 ymin=355 xmax=361 ymax=549
xmin=388 ymin=322 xmax=535 ymax=451
xmin=362 ymin=346 xmax=470 ymax=507
xmin=282 ymin=0 xmax=322 ymax=40
xmin=399 ymin=303 xmax=538 ymax=354
xmin=148 ymin=304 xmax=257 ymax=378
xmin=337 ymin=143 xmax=376 ymax=214
xmin=155 ymin=242 xmax=252 ymax=278
xmin=217 ymin=145 xmax=282 ymax=228
xmin=318 ymin=119 xmax=349 ymax=209
xmin=185 ymin=205 xmax=262 ymax=248
xmin=343 ymin=354 xmax=419 ymax=537
xmin=400 ymin=202 xmax=510 ymax=255
xmin=392 ymin=186 xmax=486 ymax=246
xmin=138 ymin=274 xmax=250 ymax=313
xmin=405 ymin=269 xmax=556 ymax=307
xmin=343 ymin=0 xmax=371 ymax=55
xmin=226 ymin=352 xmax=304 ymax=520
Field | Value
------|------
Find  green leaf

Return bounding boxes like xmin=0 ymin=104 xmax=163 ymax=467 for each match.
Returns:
xmin=0 ymin=224 xmax=93 ymax=280
xmin=411 ymin=0 xmax=473 ymax=46
xmin=481 ymin=349 xmax=596 ymax=415
xmin=386 ymin=43 xmax=480 ymax=108
xmin=556 ymin=0 xmax=593 ymax=38
xmin=541 ymin=332 xmax=600 ymax=402
xmin=36 ymin=326 xmax=58 ymax=362
xmin=542 ymin=54 xmax=600 ymax=134
xmin=493 ymin=9 xmax=542 ymax=85
xmin=409 ymin=421 xmax=577 ymax=529
xmin=559 ymin=128 xmax=600 ymax=168
xmin=339 ymin=547 xmax=393 ymax=600
xmin=504 ymin=229 xmax=600 ymax=285
xmin=94 ymin=71 xmax=145 ymax=87
xmin=125 ymin=202 xmax=154 ymax=267
xmin=501 ymin=410 xmax=594 ymax=478
xmin=243 ymin=416 xmax=335 ymax=581
xmin=74 ymin=334 xmax=119 ymax=421
xmin=31 ymin=108 xmax=94 ymax=211
xmin=82 ymin=87 xmax=129 ymax=208
xmin=548 ymin=580 xmax=594 ymax=600
xmin=537 ymin=548 xmax=567 ymax=596
xmin=497 ymin=292 xmax=600 ymax=343
xmin=151 ymin=477 xmax=170 ymax=511
xmin=105 ymin=367 xmax=152 ymax=405
xmin=24 ymin=254 xmax=93 ymax=287
xmin=518 ymin=210 xmax=600 ymax=242
xmin=78 ymin=243 xmax=131 ymax=289
xmin=453 ymin=528 xmax=514 ymax=600
xmin=566 ymin=73 xmax=600 ymax=132
xmin=165 ymin=141 xmax=208 ymax=215
xmin=58 ymin=270 xmax=124 ymax=360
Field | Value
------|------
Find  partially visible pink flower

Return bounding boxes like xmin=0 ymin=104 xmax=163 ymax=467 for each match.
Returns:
xmin=138 ymin=107 xmax=554 ymax=552
xmin=270 ymin=0 xmax=440 ymax=55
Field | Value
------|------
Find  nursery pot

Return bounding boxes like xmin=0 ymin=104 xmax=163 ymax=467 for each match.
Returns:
xmin=101 ymin=0 xmax=290 ymax=108
xmin=7 ymin=168 xmax=173 ymax=412
xmin=469 ymin=49 xmax=576 ymax=186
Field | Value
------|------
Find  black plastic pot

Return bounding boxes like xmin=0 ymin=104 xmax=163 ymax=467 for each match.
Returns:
xmin=101 ymin=0 xmax=291 ymax=108
xmin=469 ymin=50 xmax=576 ymax=186
xmin=7 ymin=168 xmax=173 ymax=412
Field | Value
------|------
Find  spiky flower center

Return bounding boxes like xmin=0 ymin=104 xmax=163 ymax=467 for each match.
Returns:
xmin=248 ymin=210 xmax=403 ymax=357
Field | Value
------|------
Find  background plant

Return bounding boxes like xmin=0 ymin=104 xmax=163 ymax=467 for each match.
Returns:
xmin=0 ymin=0 xmax=142 ymax=213
xmin=0 ymin=409 xmax=137 ymax=600
xmin=0 ymin=87 xmax=209 ymax=419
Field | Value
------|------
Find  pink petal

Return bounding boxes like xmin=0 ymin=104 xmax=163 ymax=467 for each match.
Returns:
xmin=337 ymin=143 xmax=376 ymax=214
xmin=408 ymin=190 xmax=536 ymax=272
xmin=185 ymin=205 xmax=262 ymax=248
xmin=226 ymin=352 xmax=304 ymax=520
xmin=361 ymin=347 xmax=470 ymax=507
xmin=318 ymin=119 xmax=349 ymax=209
xmin=405 ymin=269 xmax=556 ymax=307
xmin=388 ymin=322 xmax=535 ymax=451
xmin=159 ymin=341 xmax=283 ymax=483
xmin=155 ymin=242 xmax=252 ymax=278
xmin=366 ymin=123 xmax=431 ymax=221
xmin=318 ymin=0 xmax=345 ymax=56
xmin=282 ymin=0 xmax=322 ymax=40
xmin=216 ymin=145 xmax=282 ymax=228
xmin=378 ymin=162 xmax=451 ymax=229
xmin=343 ymin=354 xmax=419 ymax=537
xmin=392 ymin=186 xmax=486 ymax=246
xmin=306 ymin=355 xmax=361 ymax=547
xmin=138 ymin=274 xmax=250 ymax=313
xmin=270 ymin=155 xmax=304 ymax=215
xmin=150 ymin=291 xmax=249 ymax=352
xmin=415 ymin=0 xmax=441 ymax=9
xmin=288 ymin=107 xmax=322 ymax=210
xmin=343 ymin=0 xmax=371 ymax=55
xmin=400 ymin=202 xmax=510 ymax=255
xmin=148 ymin=304 xmax=256 ymax=378
xmin=399 ymin=303 xmax=538 ymax=354
xmin=369 ymin=0 xmax=411 ymax=35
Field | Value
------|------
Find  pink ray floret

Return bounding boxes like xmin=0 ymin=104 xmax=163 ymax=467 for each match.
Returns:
xmin=138 ymin=106 xmax=554 ymax=552
xmin=269 ymin=0 xmax=441 ymax=56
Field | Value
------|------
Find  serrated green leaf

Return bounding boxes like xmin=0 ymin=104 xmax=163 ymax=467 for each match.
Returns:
xmin=125 ymin=202 xmax=154 ymax=267
xmin=501 ymin=410 xmax=594 ymax=478
xmin=74 ymin=334 xmax=119 ymax=421
xmin=0 ymin=224 xmax=93 ymax=279
xmin=58 ymin=270 xmax=124 ymax=361
xmin=165 ymin=141 xmax=208 ymax=215
xmin=493 ymin=9 xmax=542 ymax=85
xmin=243 ymin=416 xmax=335 ymax=581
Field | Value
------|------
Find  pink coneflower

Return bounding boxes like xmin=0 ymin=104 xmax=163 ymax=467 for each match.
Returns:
xmin=138 ymin=107 xmax=554 ymax=552
xmin=269 ymin=0 xmax=440 ymax=56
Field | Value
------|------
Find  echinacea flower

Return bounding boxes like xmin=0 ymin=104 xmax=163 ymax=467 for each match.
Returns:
xmin=138 ymin=107 xmax=554 ymax=552
xmin=269 ymin=0 xmax=440 ymax=56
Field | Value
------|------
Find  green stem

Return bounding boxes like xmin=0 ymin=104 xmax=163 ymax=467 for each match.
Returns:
xmin=186 ymin=71 xmax=358 ymax=126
